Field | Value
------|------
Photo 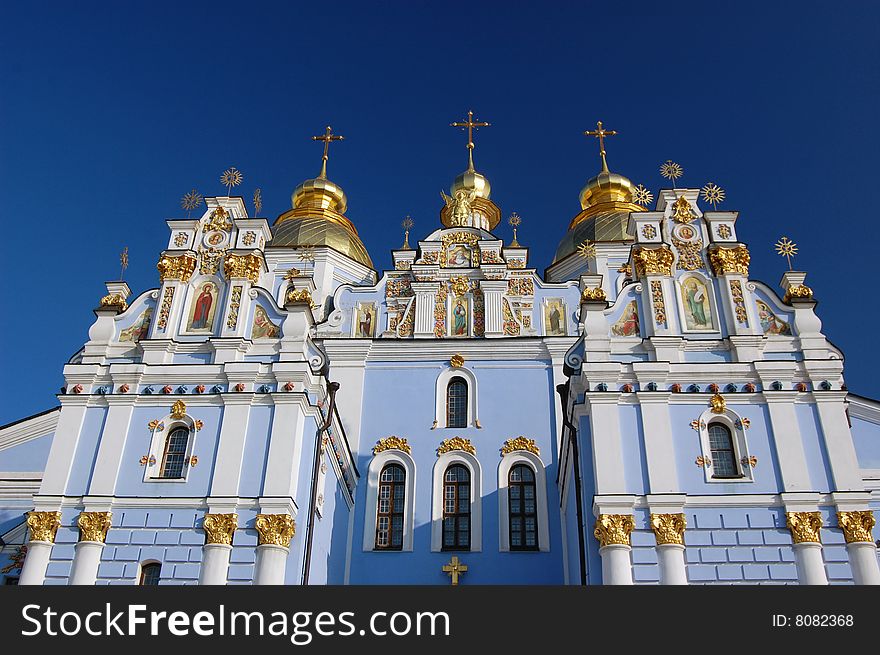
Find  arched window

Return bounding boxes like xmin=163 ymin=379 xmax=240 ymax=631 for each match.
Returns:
xmin=139 ymin=562 xmax=161 ymax=586
xmin=708 ymin=423 xmax=739 ymax=478
xmin=375 ymin=464 xmax=405 ymax=550
xmin=442 ymin=464 xmax=470 ymax=550
xmin=159 ymin=427 xmax=189 ymax=479
xmin=508 ymin=464 xmax=538 ymax=550
xmin=446 ymin=377 xmax=468 ymax=428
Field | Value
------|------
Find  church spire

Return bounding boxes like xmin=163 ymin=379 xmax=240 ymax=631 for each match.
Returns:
xmin=311 ymin=125 xmax=344 ymax=180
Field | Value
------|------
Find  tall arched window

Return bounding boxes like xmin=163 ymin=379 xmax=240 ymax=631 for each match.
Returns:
xmin=139 ymin=562 xmax=161 ymax=586
xmin=442 ymin=464 xmax=470 ymax=550
xmin=159 ymin=428 xmax=189 ymax=479
xmin=708 ymin=423 xmax=739 ymax=478
xmin=508 ymin=464 xmax=538 ymax=550
xmin=446 ymin=377 xmax=468 ymax=428
xmin=375 ymin=464 xmax=405 ymax=550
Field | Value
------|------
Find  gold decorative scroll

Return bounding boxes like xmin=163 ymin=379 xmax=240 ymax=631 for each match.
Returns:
xmin=203 ymin=513 xmax=238 ymax=545
xmin=784 ymin=284 xmax=814 ymax=303
xmin=672 ymin=195 xmax=696 ymax=224
xmin=286 ymin=288 xmax=316 ymax=308
xmin=593 ymin=514 xmax=635 ymax=547
xmin=373 ymin=436 xmax=412 ymax=455
xmin=157 ymin=253 xmax=197 ymax=282
xmin=170 ymin=399 xmax=187 ymax=419
xmin=650 ymin=280 xmax=666 ymax=325
xmin=26 ymin=511 xmax=62 ymax=543
xmin=205 ymin=206 xmax=232 ymax=232
xmin=99 ymin=293 xmax=128 ymax=312
xmin=837 ymin=510 xmax=876 ymax=543
xmin=632 ymin=246 xmax=674 ymax=278
xmin=77 ymin=511 xmax=112 ymax=543
xmin=437 ymin=437 xmax=476 ymax=456
xmin=224 ymin=253 xmax=263 ymax=283
xmin=500 ymin=436 xmax=540 ymax=457
xmin=650 ymin=513 xmax=686 ymax=545
xmin=708 ymin=245 xmax=750 ymax=277
xmin=785 ymin=511 xmax=822 ymax=544
xmin=730 ymin=280 xmax=748 ymax=325
xmin=255 ymin=513 xmax=296 ymax=548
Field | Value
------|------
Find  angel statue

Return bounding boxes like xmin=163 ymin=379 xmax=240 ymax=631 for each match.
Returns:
xmin=440 ymin=188 xmax=477 ymax=226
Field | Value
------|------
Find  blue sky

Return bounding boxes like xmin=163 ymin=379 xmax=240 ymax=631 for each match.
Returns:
xmin=1 ymin=1 xmax=877 ymax=423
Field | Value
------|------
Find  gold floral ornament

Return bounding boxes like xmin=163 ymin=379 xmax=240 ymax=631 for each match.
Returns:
xmin=437 ymin=437 xmax=476 ymax=456
xmin=708 ymin=245 xmax=750 ymax=277
xmin=695 ymin=455 xmax=711 ymax=468
xmin=220 ymin=167 xmax=243 ymax=195
xmin=741 ymin=454 xmax=758 ymax=468
xmin=785 ymin=511 xmax=822 ymax=544
xmin=205 ymin=205 xmax=233 ymax=232
xmin=255 ymin=513 xmax=296 ymax=548
xmin=450 ymin=276 xmax=470 ymax=297
xmin=709 ymin=393 xmax=726 ymax=414
xmin=508 ymin=212 xmax=522 ymax=247
xmin=224 ymin=252 xmax=263 ymax=283
xmin=632 ymin=183 xmax=654 ymax=207
xmin=774 ymin=236 xmax=798 ymax=270
xmin=836 ymin=510 xmax=876 ymax=543
xmin=576 ymin=240 xmax=596 ymax=259
xmin=26 ymin=511 xmax=62 ymax=543
xmin=500 ymin=436 xmax=540 ymax=456
xmin=593 ymin=514 xmax=635 ymax=547
xmin=650 ymin=513 xmax=686 ymax=546
xmin=632 ymin=246 xmax=674 ymax=277
xmin=157 ymin=253 xmax=197 ymax=282
xmin=450 ymin=353 xmax=465 ymax=368
xmin=286 ymin=288 xmax=316 ymax=308
xmin=99 ymin=293 xmax=128 ymax=312
xmin=373 ymin=436 xmax=412 ymax=455
xmin=203 ymin=513 xmax=238 ymax=545
xmin=77 ymin=511 xmax=112 ymax=543
xmin=700 ymin=182 xmax=725 ymax=209
xmin=253 ymin=188 xmax=262 ymax=216
xmin=180 ymin=189 xmax=203 ymax=217
xmin=170 ymin=399 xmax=187 ymax=419
xmin=581 ymin=286 xmax=606 ymax=302
xmin=784 ymin=284 xmax=814 ymax=303
xmin=671 ymin=195 xmax=696 ymax=224
xmin=660 ymin=160 xmax=684 ymax=187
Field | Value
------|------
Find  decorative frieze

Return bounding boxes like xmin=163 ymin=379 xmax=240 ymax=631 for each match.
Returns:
xmin=226 ymin=285 xmax=243 ymax=328
xmin=650 ymin=513 xmax=686 ymax=546
xmin=203 ymin=513 xmax=238 ymax=545
xmin=255 ymin=513 xmax=296 ymax=548
xmin=730 ymin=280 xmax=748 ymax=325
xmin=837 ymin=510 xmax=876 ymax=543
xmin=593 ymin=514 xmax=635 ymax=547
xmin=26 ymin=511 xmax=62 ymax=543
xmin=650 ymin=280 xmax=666 ymax=325
xmin=77 ymin=511 xmax=112 ymax=543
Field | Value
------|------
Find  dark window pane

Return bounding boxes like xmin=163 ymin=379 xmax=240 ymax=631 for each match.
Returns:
xmin=441 ymin=464 xmax=471 ymax=550
xmin=446 ymin=378 xmax=468 ymax=428
xmin=708 ymin=424 xmax=738 ymax=478
xmin=508 ymin=464 xmax=539 ymax=551
xmin=140 ymin=563 xmax=161 ymax=586
xmin=159 ymin=428 xmax=189 ymax=479
xmin=375 ymin=464 xmax=406 ymax=550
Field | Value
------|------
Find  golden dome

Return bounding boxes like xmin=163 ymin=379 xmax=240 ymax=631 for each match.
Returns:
xmin=579 ymin=170 xmax=635 ymax=210
xmin=291 ymin=176 xmax=347 ymax=213
xmin=451 ymin=167 xmax=491 ymax=199
xmin=270 ymin=212 xmax=373 ymax=268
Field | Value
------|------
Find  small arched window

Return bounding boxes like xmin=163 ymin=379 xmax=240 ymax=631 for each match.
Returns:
xmin=139 ymin=562 xmax=161 ymax=586
xmin=446 ymin=377 xmax=468 ymax=428
xmin=159 ymin=427 xmax=189 ymax=479
xmin=509 ymin=464 xmax=538 ymax=550
xmin=375 ymin=464 xmax=406 ymax=550
xmin=708 ymin=423 xmax=739 ymax=478
xmin=442 ymin=464 xmax=470 ymax=550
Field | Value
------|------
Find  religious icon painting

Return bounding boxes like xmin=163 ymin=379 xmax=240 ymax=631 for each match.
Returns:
xmin=446 ymin=244 xmax=472 ymax=268
xmin=611 ymin=300 xmax=640 ymax=337
xmin=678 ymin=276 xmax=716 ymax=331
xmin=354 ymin=302 xmax=377 ymax=338
xmin=186 ymin=281 xmax=220 ymax=333
xmin=543 ymin=298 xmax=567 ymax=336
xmin=204 ymin=231 xmax=227 ymax=248
xmin=756 ymin=300 xmax=792 ymax=336
xmin=251 ymin=305 xmax=280 ymax=339
xmin=449 ymin=296 xmax=469 ymax=337
xmin=119 ymin=307 xmax=153 ymax=342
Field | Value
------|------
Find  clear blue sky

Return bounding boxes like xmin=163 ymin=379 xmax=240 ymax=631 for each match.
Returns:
xmin=1 ymin=1 xmax=877 ymax=423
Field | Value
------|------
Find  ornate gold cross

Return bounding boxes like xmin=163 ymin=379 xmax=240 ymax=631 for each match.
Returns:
xmin=312 ymin=125 xmax=345 ymax=178
xmin=451 ymin=110 xmax=490 ymax=171
xmin=119 ymin=247 xmax=129 ymax=280
xmin=584 ymin=120 xmax=617 ymax=173
xmin=442 ymin=555 xmax=468 ymax=585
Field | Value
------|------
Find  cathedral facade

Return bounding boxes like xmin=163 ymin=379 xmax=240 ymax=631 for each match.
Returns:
xmin=1 ymin=119 xmax=879 ymax=586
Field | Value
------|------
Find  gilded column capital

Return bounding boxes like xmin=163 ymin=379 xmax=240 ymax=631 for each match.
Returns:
xmin=649 ymin=513 xmax=686 ymax=546
xmin=255 ymin=513 xmax=296 ymax=548
xmin=837 ymin=510 xmax=876 ymax=544
xmin=593 ymin=514 xmax=635 ymax=547
xmin=77 ymin=511 xmax=112 ymax=543
xmin=632 ymin=246 xmax=674 ymax=278
xmin=708 ymin=245 xmax=750 ymax=277
xmin=26 ymin=511 xmax=62 ymax=543
xmin=785 ymin=511 xmax=823 ymax=544
xmin=157 ymin=253 xmax=197 ymax=282
xmin=224 ymin=252 xmax=263 ymax=283
xmin=203 ymin=513 xmax=238 ymax=545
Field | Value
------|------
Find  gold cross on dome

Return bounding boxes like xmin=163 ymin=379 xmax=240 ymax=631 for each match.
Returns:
xmin=442 ymin=555 xmax=468 ymax=585
xmin=312 ymin=125 xmax=345 ymax=179
xmin=584 ymin=120 xmax=617 ymax=173
xmin=451 ymin=110 xmax=490 ymax=171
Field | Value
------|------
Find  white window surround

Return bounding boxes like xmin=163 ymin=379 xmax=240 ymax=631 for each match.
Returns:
xmin=695 ymin=407 xmax=755 ymax=483
xmin=498 ymin=451 xmax=550 ymax=552
xmin=434 ymin=366 xmax=479 ymax=429
xmin=431 ymin=451 xmax=482 ymax=552
xmin=363 ymin=450 xmax=416 ymax=552
xmin=143 ymin=414 xmax=199 ymax=483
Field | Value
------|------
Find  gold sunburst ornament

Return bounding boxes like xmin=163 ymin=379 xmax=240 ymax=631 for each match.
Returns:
xmin=180 ymin=189 xmax=203 ymax=217
xmin=220 ymin=167 xmax=243 ymax=195
xmin=577 ymin=240 xmax=596 ymax=259
xmin=775 ymin=236 xmax=798 ymax=270
xmin=253 ymin=188 xmax=262 ymax=216
xmin=701 ymin=182 xmax=725 ymax=209
xmin=632 ymin=184 xmax=654 ymax=207
xmin=660 ymin=160 xmax=684 ymax=187
xmin=401 ymin=216 xmax=414 ymax=249
xmin=508 ymin=212 xmax=522 ymax=247
xmin=298 ymin=246 xmax=316 ymax=264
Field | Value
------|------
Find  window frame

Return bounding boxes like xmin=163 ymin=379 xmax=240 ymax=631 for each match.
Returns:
xmin=507 ymin=464 xmax=539 ymax=551
xmin=441 ymin=464 xmax=471 ymax=551
xmin=431 ymin=451 xmax=482 ymax=552
xmin=498 ymin=450 xmax=550 ymax=552
xmin=374 ymin=463 xmax=407 ymax=551
xmin=695 ymin=409 xmax=754 ymax=484
xmin=143 ymin=415 xmax=199 ymax=483
xmin=446 ymin=378 xmax=468 ymax=429
xmin=138 ymin=561 xmax=162 ymax=586
xmin=364 ymin=449 xmax=416 ymax=552
xmin=434 ymin=366 xmax=479 ymax=429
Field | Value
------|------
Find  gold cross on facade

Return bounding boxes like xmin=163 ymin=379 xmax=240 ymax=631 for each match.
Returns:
xmin=584 ymin=120 xmax=617 ymax=173
xmin=451 ymin=110 xmax=490 ymax=171
xmin=442 ymin=555 xmax=468 ymax=585
xmin=312 ymin=125 xmax=345 ymax=179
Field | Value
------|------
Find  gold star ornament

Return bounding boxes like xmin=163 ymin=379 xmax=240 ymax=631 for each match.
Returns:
xmin=701 ymin=182 xmax=725 ymax=209
xmin=632 ymin=184 xmax=654 ymax=207
xmin=220 ymin=167 xmax=243 ymax=195
xmin=180 ymin=189 xmax=203 ymax=215
xmin=577 ymin=240 xmax=596 ymax=259
xmin=775 ymin=236 xmax=798 ymax=270
xmin=660 ymin=160 xmax=684 ymax=184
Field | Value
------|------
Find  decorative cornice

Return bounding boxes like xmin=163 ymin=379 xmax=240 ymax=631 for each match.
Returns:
xmin=837 ymin=510 xmax=875 ymax=543
xmin=437 ymin=437 xmax=476 ymax=456
xmin=157 ymin=253 xmax=197 ymax=282
xmin=500 ymin=436 xmax=540 ymax=457
xmin=650 ymin=513 xmax=686 ymax=545
xmin=372 ymin=436 xmax=411 ymax=455
xmin=77 ymin=511 xmax=112 ymax=543
xmin=26 ymin=511 xmax=62 ymax=543
xmin=785 ymin=511 xmax=822 ymax=544
xmin=224 ymin=252 xmax=263 ymax=283
xmin=203 ymin=513 xmax=238 ymax=545
xmin=632 ymin=246 xmax=674 ymax=278
xmin=255 ymin=513 xmax=296 ymax=548
xmin=593 ymin=514 xmax=635 ymax=547
xmin=708 ymin=245 xmax=750 ymax=277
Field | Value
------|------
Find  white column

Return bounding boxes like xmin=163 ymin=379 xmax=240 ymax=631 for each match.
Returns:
xmin=253 ymin=513 xmax=296 ymax=586
xmin=657 ymin=545 xmax=688 ymax=585
xmin=411 ymin=282 xmax=437 ymax=338
xmin=480 ymin=281 xmax=506 ymax=338
xmin=19 ymin=542 xmax=53 ymax=586
xmin=68 ymin=511 xmax=111 ymax=586
xmin=793 ymin=543 xmax=828 ymax=585
xmin=846 ymin=544 xmax=880 ymax=585
xmin=594 ymin=514 xmax=634 ymax=585
xmin=199 ymin=545 xmax=233 ymax=585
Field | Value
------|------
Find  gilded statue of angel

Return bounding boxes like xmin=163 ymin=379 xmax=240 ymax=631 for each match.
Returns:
xmin=440 ymin=188 xmax=477 ymax=226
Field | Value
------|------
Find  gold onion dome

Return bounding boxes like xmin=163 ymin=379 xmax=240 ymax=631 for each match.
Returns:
xmin=450 ymin=166 xmax=491 ymax=200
